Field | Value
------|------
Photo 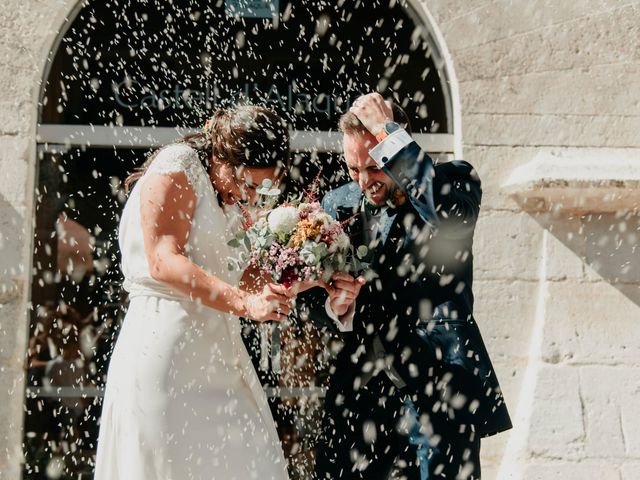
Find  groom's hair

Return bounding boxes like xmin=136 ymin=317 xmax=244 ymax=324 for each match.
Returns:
xmin=339 ymin=100 xmax=412 ymax=135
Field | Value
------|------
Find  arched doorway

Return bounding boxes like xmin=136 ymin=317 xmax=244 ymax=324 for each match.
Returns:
xmin=26 ymin=1 xmax=458 ymax=477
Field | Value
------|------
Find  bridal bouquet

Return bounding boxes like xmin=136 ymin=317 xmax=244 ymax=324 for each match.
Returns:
xmin=227 ymin=179 xmax=368 ymax=289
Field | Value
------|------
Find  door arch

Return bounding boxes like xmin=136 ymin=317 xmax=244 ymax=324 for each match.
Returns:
xmin=26 ymin=1 xmax=460 ymax=477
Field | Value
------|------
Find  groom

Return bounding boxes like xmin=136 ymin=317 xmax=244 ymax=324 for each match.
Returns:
xmin=309 ymin=93 xmax=512 ymax=479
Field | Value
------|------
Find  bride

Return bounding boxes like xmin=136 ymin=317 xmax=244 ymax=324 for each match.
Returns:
xmin=94 ymin=105 xmax=298 ymax=479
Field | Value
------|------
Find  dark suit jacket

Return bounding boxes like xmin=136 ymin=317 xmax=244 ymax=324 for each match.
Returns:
xmin=312 ymin=139 xmax=512 ymax=438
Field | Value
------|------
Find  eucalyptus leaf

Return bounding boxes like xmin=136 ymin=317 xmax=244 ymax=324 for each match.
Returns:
xmin=322 ymin=268 xmax=334 ymax=282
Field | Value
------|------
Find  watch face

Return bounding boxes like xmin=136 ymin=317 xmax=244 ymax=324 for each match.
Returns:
xmin=385 ymin=121 xmax=400 ymax=134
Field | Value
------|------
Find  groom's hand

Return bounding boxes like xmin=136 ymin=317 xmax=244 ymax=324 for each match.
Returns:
xmin=324 ymin=273 xmax=366 ymax=317
xmin=350 ymin=92 xmax=394 ymax=137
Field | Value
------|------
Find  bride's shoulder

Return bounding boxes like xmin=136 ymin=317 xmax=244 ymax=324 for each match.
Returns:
xmin=147 ymin=143 xmax=208 ymax=193
xmin=149 ymin=143 xmax=199 ymax=172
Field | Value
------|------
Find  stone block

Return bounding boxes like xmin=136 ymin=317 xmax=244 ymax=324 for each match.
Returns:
xmin=522 ymin=460 xmax=620 ymax=480
xmin=474 ymin=211 xmax=544 ymax=281
xmin=481 ymin=424 xmax=510 ymax=467
xmin=0 ymin=101 xmax=35 ymax=136
xmin=427 ymin=0 xmax=493 ymax=26
xmin=541 ymin=282 xmax=640 ymax=366
xmin=463 ymin=112 xmax=640 ymax=149
xmin=0 ymin=365 xmax=25 ymax=480
xmin=0 ymin=204 xmax=28 ymax=280
xmin=527 ymin=365 xmax=585 ymax=459
xmin=481 ymin=461 xmax=500 ymax=480
xmin=621 ymin=462 xmax=640 ymax=480
xmin=453 ymin=3 xmax=640 ymax=81
xmin=544 ymin=216 xmax=586 ymax=282
xmin=473 ymin=280 xmax=539 ymax=360
xmin=580 ymin=365 xmax=640 ymax=458
xmin=0 ymin=136 xmax=34 ymax=206
xmin=0 ymin=297 xmax=29 ymax=367
xmin=442 ymin=0 xmax=634 ymax=52
xmin=0 ymin=64 xmax=37 ymax=106
xmin=460 ymin=62 xmax=640 ymax=117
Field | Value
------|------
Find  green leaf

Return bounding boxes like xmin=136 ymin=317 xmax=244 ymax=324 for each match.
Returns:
xmin=322 ymin=267 xmax=334 ymax=282
xmin=352 ymin=258 xmax=362 ymax=271
xmin=227 ymin=238 xmax=241 ymax=248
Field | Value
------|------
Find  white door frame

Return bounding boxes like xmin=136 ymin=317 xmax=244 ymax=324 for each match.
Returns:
xmin=36 ymin=124 xmax=456 ymax=153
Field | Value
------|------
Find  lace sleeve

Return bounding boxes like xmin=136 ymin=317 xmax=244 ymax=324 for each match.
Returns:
xmin=145 ymin=144 xmax=209 ymax=198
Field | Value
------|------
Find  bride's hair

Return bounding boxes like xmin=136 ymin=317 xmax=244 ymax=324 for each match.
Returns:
xmin=124 ymin=105 xmax=290 ymax=192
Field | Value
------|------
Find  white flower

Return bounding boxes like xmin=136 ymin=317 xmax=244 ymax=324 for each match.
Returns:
xmin=267 ymin=206 xmax=299 ymax=234
xmin=315 ymin=212 xmax=333 ymax=228
xmin=328 ymin=230 xmax=350 ymax=253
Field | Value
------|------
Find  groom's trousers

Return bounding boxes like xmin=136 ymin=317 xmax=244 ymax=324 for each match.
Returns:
xmin=314 ymin=374 xmax=422 ymax=480
xmin=314 ymin=373 xmax=481 ymax=480
xmin=373 ymin=318 xmax=484 ymax=479
xmin=404 ymin=400 xmax=481 ymax=480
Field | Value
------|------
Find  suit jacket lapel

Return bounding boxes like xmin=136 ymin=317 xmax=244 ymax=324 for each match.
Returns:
xmin=377 ymin=209 xmax=398 ymax=250
xmin=371 ymin=203 xmax=411 ymax=266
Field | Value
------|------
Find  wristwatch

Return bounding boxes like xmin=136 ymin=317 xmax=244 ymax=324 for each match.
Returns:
xmin=375 ymin=121 xmax=401 ymax=142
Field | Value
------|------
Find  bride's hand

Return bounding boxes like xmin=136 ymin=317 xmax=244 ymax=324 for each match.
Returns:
xmin=245 ymin=284 xmax=297 ymax=322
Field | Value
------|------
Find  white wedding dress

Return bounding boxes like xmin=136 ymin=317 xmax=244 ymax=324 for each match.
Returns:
xmin=94 ymin=144 xmax=289 ymax=480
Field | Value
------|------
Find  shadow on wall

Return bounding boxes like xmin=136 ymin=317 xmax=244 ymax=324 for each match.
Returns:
xmin=530 ymin=210 xmax=640 ymax=306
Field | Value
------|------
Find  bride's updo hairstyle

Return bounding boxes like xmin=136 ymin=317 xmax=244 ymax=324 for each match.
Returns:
xmin=124 ymin=105 xmax=290 ymax=192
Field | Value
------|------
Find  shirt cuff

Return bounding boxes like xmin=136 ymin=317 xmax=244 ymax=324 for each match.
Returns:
xmin=325 ymin=297 xmax=355 ymax=332
xmin=369 ymin=128 xmax=413 ymax=168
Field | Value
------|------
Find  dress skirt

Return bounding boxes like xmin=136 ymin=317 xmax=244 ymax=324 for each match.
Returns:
xmin=94 ymin=295 xmax=289 ymax=480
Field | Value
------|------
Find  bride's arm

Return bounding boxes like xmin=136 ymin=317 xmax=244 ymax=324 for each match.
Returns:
xmin=139 ymin=171 xmax=293 ymax=322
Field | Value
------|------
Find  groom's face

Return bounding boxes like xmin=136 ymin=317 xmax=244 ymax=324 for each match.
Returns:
xmin=343 ymin=132 xmax=395 ymax=206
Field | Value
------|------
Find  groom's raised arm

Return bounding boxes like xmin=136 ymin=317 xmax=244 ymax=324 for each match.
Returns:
xmin=350 ymin=92 xmax=481 ymax=239
xmin=369 ymin=133 xmax=482 ymax=239
xmin=369 ymin=131 xmax=440 ymax=230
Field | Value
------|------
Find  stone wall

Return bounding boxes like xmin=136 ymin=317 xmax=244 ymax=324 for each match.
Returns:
xmin=0 ymin=1 xmax=77 ymax=477
xmin=428 ymin=1 xmax=640 ymax=478
xmin=0 ymin=0 xmax=638 ymax=478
